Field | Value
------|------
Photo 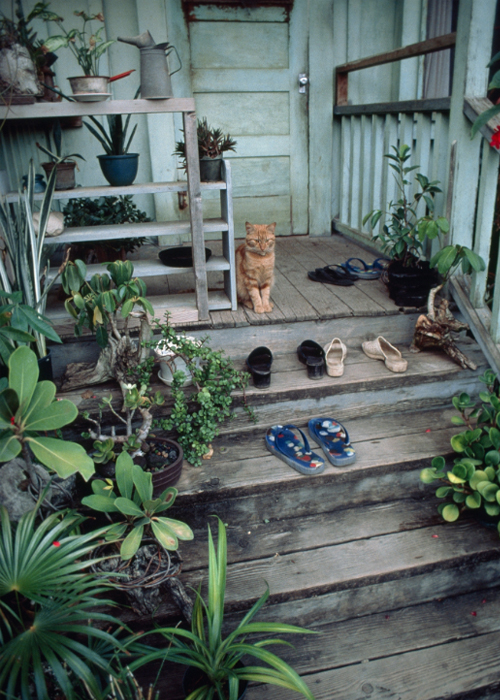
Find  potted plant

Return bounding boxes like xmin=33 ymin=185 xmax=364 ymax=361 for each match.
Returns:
xmin=420 ymin=369 xmax=500 ymax=533
xmin=131 ymin=517 xmax=317 ymax=700
xmin=0 ymin=159 xmax=68 ymax=377
xmin=150 ymin=319 xmax=252 ymax=467
xmin=83 ymin=91 xmax=141 ymax=186
xmin=0 ymin=289 xmax=61 ymax=379
xmin=173 ymin=116 xmax=237 ymax=182
xmin=0 ymin=346 xmax=95 ymax=500
xmin=0 ymin=501 xmax=146 ymax=700
xmin=62 ymin=194 xmax=149 ymax=263
xmin=0 ymin=0 xmax=60 ymax=102
xmin=363 ymin=144 xmax=450 ymax=307
xmin=36 ymin=118 xmax=85 ymax=189
xmin=42 ymin=9 xmax=115 ymax=96
xmin=81 ymin=449 xmax=193 ymax=614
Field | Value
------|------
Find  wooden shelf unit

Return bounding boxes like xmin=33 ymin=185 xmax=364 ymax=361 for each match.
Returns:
xmin=0 ymin=98 xmax=237 ymax=322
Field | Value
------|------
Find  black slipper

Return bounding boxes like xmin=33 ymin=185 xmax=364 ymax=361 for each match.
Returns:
xmin=246 ymin=346 xmax=273 ymax=388
xmin=324 ymin=264 xmax=359 ymax=281
xmin=307 ymin=267 xmax=356 ymax=286
xmin=297 ymin=340 xmax=325 ymax=379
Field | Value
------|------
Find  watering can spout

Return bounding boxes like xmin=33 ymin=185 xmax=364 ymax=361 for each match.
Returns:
xmin=117 ymin=30 xmax=156 ymax=49
xmin=117 ymin=29 xmax=181 ymax=99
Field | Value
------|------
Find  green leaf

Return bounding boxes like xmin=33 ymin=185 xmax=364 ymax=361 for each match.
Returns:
xmin=115 ymin=452 xmax=134 ymax=500
xmin=436 ymin=486 xmax=453 ymax=498
xmin=485 ymin=450 xmax=500 ymax=467
xmin=24 ymin=396 xmax=77 ymax=432
xmin=466 ymin=492 xmax=482 ymax=509
xmin=0 ymin=388 xmax=19 ymax=427
xmin=490 ymin=427 xmax=500 ymax=449
xmin=484 ymin=502 xmax=500 ymax=516
xmin=81 ymin=494 xmax=119 ymax=513
xmin=9 ymin=346 xmax=38 ymax=409
xmin=150 ymin=519 xmax=179 ymax=550
xmin=27 ymin=436 xmax=95 ymax=480
xmin=442 ymin=503 xmax=460 ymax=522
xmin=132 ymin=463 xmax=152 ymax=502
xmin=447 ymin=471 xmax=465 ymax=484
xmin=114 ymin=497 xmax=144 ymax=517
xmin=120 ymin=525 xmax=143 ymax=560
xmin=153 ymin=516 xmax=194 ymax=542
xmin=479 ymin=482 xmax=499 ymax=502
xmin=0 ymin=433 xmax=21 ymax=462
xmin=470 ymin=470 xmax=489 ymax=490
xmin=471 ymin=103 xmax=500 ymax=138
xmin=420 ymin=467 xmax=438 ymax=483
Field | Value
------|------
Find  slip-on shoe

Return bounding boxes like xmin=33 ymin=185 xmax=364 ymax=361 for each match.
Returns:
xmin=297 ymin=339 xmax=325 ymax=379
xmin=246 ymin=346 xmax=273 ymax=389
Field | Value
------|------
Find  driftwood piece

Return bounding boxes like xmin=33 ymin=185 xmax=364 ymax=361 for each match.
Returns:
xmin=410 ymin=294 xmax=477 ymax=371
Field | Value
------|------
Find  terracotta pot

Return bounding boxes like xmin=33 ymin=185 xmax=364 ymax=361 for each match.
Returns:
xmin=40 ymin=161 xmax=76 ymax=190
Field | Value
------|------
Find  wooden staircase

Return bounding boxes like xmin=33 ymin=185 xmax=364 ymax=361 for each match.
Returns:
xmin=129 ymin=309 xmax=500 ymax=700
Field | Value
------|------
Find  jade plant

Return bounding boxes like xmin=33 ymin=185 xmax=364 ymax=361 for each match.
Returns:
xmin=81 ymin=450 xmax=193 ymax=560
xmin=151 ymin=319 xmax=252 ymax=466
xmin=0 ymin=345 xmax=94 ymax=483
xmin=420 ymin=369 xmax=500 ymax=532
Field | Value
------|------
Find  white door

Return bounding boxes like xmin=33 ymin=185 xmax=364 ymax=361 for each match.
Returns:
xmin=181 ymin=2 xmax=309 ymax=236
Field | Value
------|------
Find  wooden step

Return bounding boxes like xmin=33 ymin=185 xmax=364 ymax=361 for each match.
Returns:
xmin=153 ymin=586 xmax=500 ymax=699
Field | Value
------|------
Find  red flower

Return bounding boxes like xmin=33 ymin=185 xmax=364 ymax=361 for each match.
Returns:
xmin=490 ymin=126 xmax=500 ymax=149
xmin=10 ymin=417 xmax=15 ymax=425
xmin=52 ymin=541 xmax=61 ymax=547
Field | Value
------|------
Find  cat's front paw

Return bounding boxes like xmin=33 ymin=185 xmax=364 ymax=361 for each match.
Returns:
xmin=253 ymin=305 xmax=265 ymax=313
xmin=263 ymin=302 xmax=274 ymax=312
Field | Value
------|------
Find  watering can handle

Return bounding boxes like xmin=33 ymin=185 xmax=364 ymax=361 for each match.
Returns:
xmin=156 ymin=43 xmax=182 ymax=76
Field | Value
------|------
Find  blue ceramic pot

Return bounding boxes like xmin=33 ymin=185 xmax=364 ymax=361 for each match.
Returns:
xmin=97 ymin=153 xmax=139 ymax=186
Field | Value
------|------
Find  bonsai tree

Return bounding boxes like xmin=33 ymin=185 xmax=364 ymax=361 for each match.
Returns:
xmin=0 ymin=345 xmax=94 ymax=484
xmin=420 ymin=369 xmax=500 ymax=532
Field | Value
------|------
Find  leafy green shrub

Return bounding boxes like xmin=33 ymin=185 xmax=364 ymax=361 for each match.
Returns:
xmin=420 ymin=369 xmax=500 ymax=532
xmin=151 ymin=320 xmax=252 ymax=466
xmin=63 ymin=195 xmax=148 ymax=257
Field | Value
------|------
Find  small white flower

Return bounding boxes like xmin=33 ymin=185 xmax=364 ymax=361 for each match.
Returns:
xmin=123 ymin=383 xmax=136 ymax=391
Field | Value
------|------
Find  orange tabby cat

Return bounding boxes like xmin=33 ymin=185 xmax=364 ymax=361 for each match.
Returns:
xmin=235 ymin=222 xmax=276 ymax=313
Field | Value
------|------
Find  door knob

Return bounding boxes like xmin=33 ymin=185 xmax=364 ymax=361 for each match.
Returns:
xmin=299 ymin=73 xmax=309 ymax=93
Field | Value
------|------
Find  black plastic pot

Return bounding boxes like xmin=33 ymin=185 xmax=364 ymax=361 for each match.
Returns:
xmin=199 ymin=155 xmax=222 ymax=181
xmin=386 ymin=259 xmax=440 ymax=308
xmin=37 ymin=350 xmax=53 ymax=382
xmin=182 ymin=663 xmax=248 ymax=700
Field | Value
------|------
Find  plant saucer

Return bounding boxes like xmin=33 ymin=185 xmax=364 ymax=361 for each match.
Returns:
xmin=72 ymin=92 xmax=111 ymax=102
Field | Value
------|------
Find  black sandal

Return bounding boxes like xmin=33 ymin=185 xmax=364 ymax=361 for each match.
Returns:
xmin=297 ymin=340 xmax=325 ymax=379
xmin=246 ymin=346 xmax=273 ymax=388
xmin=307 ymin=266 xmax=357 ymax=286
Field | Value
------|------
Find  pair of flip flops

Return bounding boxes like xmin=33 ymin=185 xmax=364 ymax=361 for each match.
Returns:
xmin=340 ymin=258 xmax=388 ymax=280
xmin=308 ymin=265 xmax=358 ymax=286
xmin=265 ymin=418 xmax=356 ymax=476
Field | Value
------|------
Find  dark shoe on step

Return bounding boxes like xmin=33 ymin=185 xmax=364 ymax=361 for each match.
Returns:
xmin=246 ymin=346 xmax=273 ymax=388
xmin=307 ymin=265 xmax=357 ymax=286
xmin=297 ymin=340 xmax=325 ymax=379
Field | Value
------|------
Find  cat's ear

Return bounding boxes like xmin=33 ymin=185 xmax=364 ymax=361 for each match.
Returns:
xmin=268 ymin=222 xmax=277 ymax=234
xmin=245 ymin=222 xmax=254 ymax=235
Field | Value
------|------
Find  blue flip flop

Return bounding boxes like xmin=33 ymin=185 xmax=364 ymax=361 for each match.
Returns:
xmin=341 ymin=258 xmax=387 ymax=280
xmin=265 ymin=424 xmax=325 ymax=475
xmin=308 ymin=417 xmax=356 ymax=467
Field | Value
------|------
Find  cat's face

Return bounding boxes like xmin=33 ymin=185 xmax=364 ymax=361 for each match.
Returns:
xmin=245 ymin=222 xmax=276 ymax=256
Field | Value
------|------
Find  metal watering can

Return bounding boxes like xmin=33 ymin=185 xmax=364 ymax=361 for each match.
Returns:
xmin=117 ymin=30 xmax=181 ymax=99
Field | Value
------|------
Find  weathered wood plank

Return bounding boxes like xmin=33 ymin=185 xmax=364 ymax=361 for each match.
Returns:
xmin=246 ymin=629 xmax=500 ymax=699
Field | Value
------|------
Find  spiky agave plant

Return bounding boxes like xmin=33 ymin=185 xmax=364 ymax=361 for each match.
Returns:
xmin=130 ymin=517 xmax=317 ymax=700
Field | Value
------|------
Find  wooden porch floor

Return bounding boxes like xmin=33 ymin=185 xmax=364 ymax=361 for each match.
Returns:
xmin=137 ymin=232 xmax=398 ymax=330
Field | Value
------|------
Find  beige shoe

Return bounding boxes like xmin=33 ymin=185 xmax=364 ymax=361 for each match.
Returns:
xmin=362 ymin=336 xmax=408 ymax=373
xmin=323 ymin=338 xmax=347 ymax=376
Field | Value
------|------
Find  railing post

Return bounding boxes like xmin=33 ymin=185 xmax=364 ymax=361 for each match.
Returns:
xmin=447 ymin=0 xmax=495 ymax=249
